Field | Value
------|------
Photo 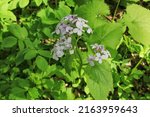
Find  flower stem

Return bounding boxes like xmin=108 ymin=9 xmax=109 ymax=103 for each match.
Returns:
xmin=112 ymin=0 xmax=121 ymax=21
xmin=76 ymin=48 xmax=83 ymax=77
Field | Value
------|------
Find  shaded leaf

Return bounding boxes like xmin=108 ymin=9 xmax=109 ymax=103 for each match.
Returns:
xmin=2 ymin=36 xmax=17 ymax=48
xmin=123 ymin=4 xmax=150 ymax=46
xmin=84 ymin=62 xmax=113 ymax=99
xmin=35 ymin=56 xmax=48 ymax=71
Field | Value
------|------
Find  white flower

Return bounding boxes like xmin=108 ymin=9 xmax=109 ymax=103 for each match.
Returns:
xmin=73 ymin=28 xmax=83 ymax=36
xmin=87 ymin=44 xmax=111 ymax=66
xmin=101 ymin=50 xmax=111 ymax=59
xmin=87 ymin=28 xmax=93 ymax=34
xmin=95 ymin=53 xmax=102 ymax=64
xmin=87 ymin=55 xmax=95 ymax=66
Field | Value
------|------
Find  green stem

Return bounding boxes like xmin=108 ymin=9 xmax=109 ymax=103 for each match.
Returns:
xmin=112 ymin=0 xmax=121 ymax=21
xmin=130 ymin=58 xmax=143 ymax=74
xmin=76 ymin=48 xmax=83 ymax=77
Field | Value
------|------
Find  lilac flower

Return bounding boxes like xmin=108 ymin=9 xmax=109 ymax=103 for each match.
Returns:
xmin=87 ymin=55 xmax=95 ymax=66
xmin=52 ymin=15 xmax=93 ymax=60
xmin=95 ymin=53 xmax=102 ymax=64
xmin=87 ymin=44 xmax=111 ymax=66
xmin=54 ymin=15 xmax=92 ymax=37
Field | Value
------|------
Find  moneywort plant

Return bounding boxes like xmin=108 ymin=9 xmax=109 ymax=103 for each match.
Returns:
xmin=0 ymin=0 xmax=150 ymax=100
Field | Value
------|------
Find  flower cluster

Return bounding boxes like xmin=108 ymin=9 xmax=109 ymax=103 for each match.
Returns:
xmin=87 ymin=44 xmax=111 ymax=66
xmin=52 ymin=15 xmax=92 ymax=60
xmin=54 ymin=15 xmax=92 ymax=36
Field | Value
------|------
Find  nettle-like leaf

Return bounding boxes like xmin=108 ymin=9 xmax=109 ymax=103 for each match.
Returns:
xmin=35 ymin=56 xmax=48 ymax=71
xmin=75 ymin=0 xmax=110 ymax=28
xmin=37 ymin=7 xmax=59 ymax=25
xmin=123 ymin=4 xmax=150 ymax=46
xmin=2 ymin=36 xmax=17 ymax=48
xmin=28 ymin=87 xmax=40 ymax=99
xmin=84 ymin=62 xmax=113 ymax=99
xmin=8 ymin=24 xmax=28 ymax=40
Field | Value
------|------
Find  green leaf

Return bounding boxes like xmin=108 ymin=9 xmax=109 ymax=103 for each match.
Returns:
xmin=37 ymin=7 xmax=59 ymax=25
xmin=18 ymin=40 xmax=25 ymax=50
xmin=55 ymin=1 xmax=71 ymax=19
xmin=8 ymin=24 xmax=28 ymax=39
xmin=66 ymin=88 xmax=75 ymax=100
xmin=35 ymin=56 xmax=48 ymax=71
xmin=35 ymin=0 xmax=43 ymax=6
xmin=2 ymin=36 xmax=17 ymax=48
xmin=123 ymin=4 xmax=150 ymax=46
xmin=8 ymin=0 xmax=20 ymax=10
xmin=42 ymin=0 xmax=48 ymax=5
xmin=24 ymin=49 xmax=37 ymax=60
xmin=0 ymin=10 xmax=16 ymax=21
xmin=9 ymin=87 xmax=26 ymax=99
xmin=16 ymin=79 xmax=30 ymax=90
xmin=84 ymin=62 xmax=113 ymax=99
xmin=75 ymin=0 xmax=109 ymax=28
xmin=89 ymin=22 xmax=124 ymax=50
xmin=28 ymin=87 xmax=40 ymax=99
xmin=38 ymin=50 xmax=51 ymax=58
xmin=19 ymin=0 xmax=29 ymax=8
xmin=65 ymin=0 xmax=75 ymax=7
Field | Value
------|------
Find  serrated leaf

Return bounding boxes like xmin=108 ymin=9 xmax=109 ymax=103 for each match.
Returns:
xmin=75 ymin=0 xmax=109 ymax=28
xmin=24 ymin=49 xmax=37 ymax=60
xmin=35 ymin=0 xmax=43 ymax=6
xmin=8 ymin=24 xmax=28 ymax=39
xmin=28 ymin=87 xmax=40 ymax=99
xmin=123 ymin=4 xmax=150 ymax=46
xmin=84 ymin=62 xmax=113 ymax=99
xmin=19 ymin=0 xmax=29 ymax=8
xmin=35 ymin=56 xmax=48 ymax=71
xmin=37 ymin=7 xmax=59 ymax=25
xmin=2 ymin=36 xmax=17 ymax=48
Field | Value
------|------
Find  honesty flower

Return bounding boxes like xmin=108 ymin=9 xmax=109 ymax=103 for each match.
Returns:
xmin=52 ymin=15 xmax=93 ymax=60
xmin=52 ymin=36 xmax=72 ymax=60
xmin=87 ymin=44 xmax=111 ymax=66
xmin=54 ymin=15 xmax=92 ymax=37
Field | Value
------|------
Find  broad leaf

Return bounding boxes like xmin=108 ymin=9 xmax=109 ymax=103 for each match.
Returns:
xmin=89 ymin=22 xmax=124 ymax=50
xmin=55 ymin=1 xmax=71 ymax=19
xmin=2 ymin=36 xmax=17 ymax=48
xmin=75 ymin=0 xmax=110 ymax=28
xmin=19 ymin=0 xmax=29 ymax=8
xmin=35 ymin=56 xmax=48 ymax=71
xmin=84 ymin=62 xmax=113 ymax=99
xmin=123 ymin=4 xmax=150 ymax=46
xmin=38 ymin=50 xmax=51 ymax=58
xmin=24 ymin=49 xmax=37 ymax=60
xmin=8 ymin=24 xmax=28 ymax=39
